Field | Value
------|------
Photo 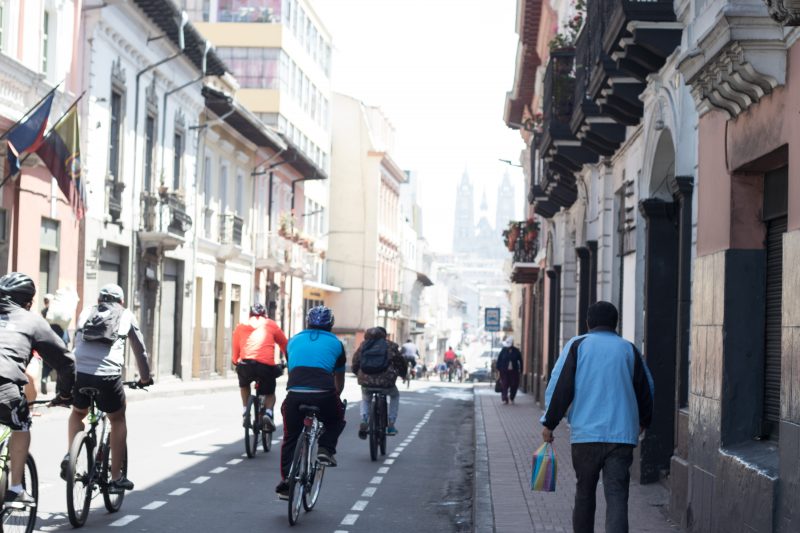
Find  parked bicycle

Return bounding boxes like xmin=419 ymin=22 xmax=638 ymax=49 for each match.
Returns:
xmin=243 ymin=391 xmax=273 ymax=458
xmin=365 ymin=388 xmax=387 ymax=461
xmin=0 ymin=400 xmax=49 ymax=533
xmin=65 ymin=381 xmax=146 ymax=528
xmin=287 ymin=399 xmax=346 ymax=526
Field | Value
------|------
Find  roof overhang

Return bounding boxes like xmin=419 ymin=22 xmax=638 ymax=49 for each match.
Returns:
xmin=416 ymin=272 xmax=434 ymax=287
xmin=303 ymin=280 xmax=342 ymax=293
xmin=278 ymin=134 xmax=328 ymax=180
xmin=504 ymin=0 xmax=543 ymax=127
xmin=202 ymin=86 xmax=287 ymax=152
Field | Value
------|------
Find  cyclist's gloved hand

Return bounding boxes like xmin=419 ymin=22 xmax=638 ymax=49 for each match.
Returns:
xmin=50 ymin=394 xmax=72 ymax=407
xmin=137 ymin=377 xmax=154 ymax=388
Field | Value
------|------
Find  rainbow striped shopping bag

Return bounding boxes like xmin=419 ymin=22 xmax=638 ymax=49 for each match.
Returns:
xmin=530 ymin=442 xmax=557 ymax=491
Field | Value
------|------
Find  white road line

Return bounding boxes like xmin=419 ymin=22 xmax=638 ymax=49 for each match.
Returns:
xmin=272 ymin=439 xmax=280 ymax=444
xmin=141 ymin=501 xmax=166 ymax=510
xmin=383 ymin=459 xmax=395 ymax=465
xmin=227 ymin=458 xmax=243 ymax=465
xmin=351 ymin=500 xmax=369 ymax=511
xmin=209 ymin=467 xmax=227 ymax=474
xmin=361 ymin=487 xmax=377 ymax=497
xmin=169 ymin=488 xmax=190 ymax=496
xmin=334 ymin=531 xmax=349 ymax=533
xmin=377 ymin=467 xmax=389 ymax=474
xmin=162 ymin=429 xmax=217 ymax=448
xmin=191 ymin=476 xmax=210 ymax=484
xmin=394 ymin=447 xmax=405 ymax=453
xmin=341 ymin=514 xmax=359 ymax=525
xmin=110 ymin=515 xmax=140 ymax=527
xmin=389 ymin=452 xmax=399 ymax=458
xmin=370 ymin=476 xmax=383 ymax=484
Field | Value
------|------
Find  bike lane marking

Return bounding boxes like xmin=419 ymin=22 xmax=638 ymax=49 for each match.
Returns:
xmin=209 ymin=467 xmax=227 ymax=474
xmin=141 ymin=501 xmax=166 ymax=510
xmin=110 ymin=515 xmax=140 ymax=527
xmin=226 ymin=458 xmax=242 ymax=465
xmin=191 ymin=476 xmax=210 ymax=484
xmin=161 ymin=429 xmax=217 ymax=447
xmin=169 ymin=488 xmax=190 ymax=496
xmin=341 ymin=514 xmax=359 ymax=525
xmin=351 ymin=500 xmax=369 ymax=511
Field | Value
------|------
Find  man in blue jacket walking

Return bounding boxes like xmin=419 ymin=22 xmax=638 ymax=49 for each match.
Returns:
xmin=541 ymin=301 xmax=653 ymax=533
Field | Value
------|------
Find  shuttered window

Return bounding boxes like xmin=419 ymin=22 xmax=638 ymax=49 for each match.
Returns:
xmin=762 ymin=166 xmax=787 ymax=439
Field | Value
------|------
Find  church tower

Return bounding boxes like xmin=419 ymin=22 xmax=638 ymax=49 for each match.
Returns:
xmin=452 ymin=170 xmax=475 ymax=254
xmin=495 ymin=171 xmax=516 ymax=232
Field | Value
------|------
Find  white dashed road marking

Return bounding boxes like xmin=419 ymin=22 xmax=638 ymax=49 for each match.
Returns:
xmin=361 ymin=487 xmax=377 ymax=497
xmin=209 ymin=467 xmax=227 ymax=474
xmin=169 ymin=488 xmax=190 ymax=496
xmin=191 ymin=476 xmax=210 ymax=484
xmin=383 ymin=459 xmax=395 ymax=465
xmin=141 ymin=501 xmax=166 ymax=510
xmin=369 ymin=476 xmax=383 ymax=484
xmin=110 ymin=515 xmax=140 ymax=527
xmin=377 ymin=467 xmax=389 ymax=474
xmin=341 ymin=514 xmax=359 ymax=525
xmin=162 ymin=429 xmax=217 ymax=448
xmin=227 ymin=458 xmax=242 ymax=465
xmin=351 ymin=500 xmax=369 ymax=511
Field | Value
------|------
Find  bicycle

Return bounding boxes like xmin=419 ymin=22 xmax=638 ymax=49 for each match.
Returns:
xmin=243 ymin=393 xmax=272 ymax=458
xmin=287 ymin=404 xmax=326 ymax=526
xmin=65 ymin=381 xmax=146 ymax=528
xmin=0 ymin=400 xmax=49 ymax=533
xmin=364 ymin=388 xmax=388 ymax=461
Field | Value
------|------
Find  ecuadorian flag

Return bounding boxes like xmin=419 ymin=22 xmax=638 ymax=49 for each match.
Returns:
xmin=36 ymin=106 xmax=85 ymax=219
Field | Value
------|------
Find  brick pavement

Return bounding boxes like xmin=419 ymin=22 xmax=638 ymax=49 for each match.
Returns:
xmin=474 ymin=385 xmax=683 ymax=533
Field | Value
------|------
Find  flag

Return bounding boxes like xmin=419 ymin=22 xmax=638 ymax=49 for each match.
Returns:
xmin=6 ymin=91 xmax=55 ymax=175
xmin=36 ymin=106 xmax=85 ymax=219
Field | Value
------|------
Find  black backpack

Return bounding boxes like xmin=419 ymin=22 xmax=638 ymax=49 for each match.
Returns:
xmin=359 ymin=338 xmax=390 ymax=374
xmin=81 ymin=303 xmax=125 ymax=344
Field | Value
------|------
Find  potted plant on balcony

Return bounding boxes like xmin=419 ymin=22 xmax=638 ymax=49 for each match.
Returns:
xmin=503 ymin=221 xmax=521 ymax=252
xmin=278 ymin=212 xmax=294 ymax=238
xmin=548 ymin=0 xmax=585 ymax=52
xmin=522 ymin=218 xmax=539 ymax=249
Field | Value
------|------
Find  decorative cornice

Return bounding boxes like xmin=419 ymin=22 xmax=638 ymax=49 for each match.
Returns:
xmin=765 ymin=0 xmax=800 ymax=26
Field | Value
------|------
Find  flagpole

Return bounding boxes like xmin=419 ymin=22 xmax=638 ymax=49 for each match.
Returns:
xmin=0 ymin=90 xmax=86 ymax=190
xmin=0 ymin=81 xmax=63 ymax=143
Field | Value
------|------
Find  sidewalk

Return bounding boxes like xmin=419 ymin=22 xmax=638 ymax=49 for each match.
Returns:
xmin=473 ymin=385 xmax=683 ymax=533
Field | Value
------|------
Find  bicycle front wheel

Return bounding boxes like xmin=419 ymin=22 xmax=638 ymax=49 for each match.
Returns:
xmin=244 ymin=396 xmax=259 ymax=459
xmin=66 ymin=432 xmax=93 ymax=527
xmin=101 ymin=437 xmax=127 ymax=513
xmin=287 ymin=435 xmax=307 ymax=526
xmin=368 ymin=396 xmax=378 ymax=461
xmin=302 ymin=461 xmax=324 ymax=512
xmin=1 ymin=453 xmax=38 ymax=533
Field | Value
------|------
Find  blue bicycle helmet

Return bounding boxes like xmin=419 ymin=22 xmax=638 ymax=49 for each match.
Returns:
xmin=307 ymin=305 xmax=334 ymax=330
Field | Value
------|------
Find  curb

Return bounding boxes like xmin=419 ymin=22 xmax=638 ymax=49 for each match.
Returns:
xmin=473 ymin=386 xmax=495 ymax=533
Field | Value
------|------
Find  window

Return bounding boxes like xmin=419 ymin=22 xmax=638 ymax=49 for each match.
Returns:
xmin=108 ymin=91 xmax=123 ymax=179
xmin=144 ymin=115 xmax=156 ymax=190
xmin=235 ymin=172 xmax=243 ymax=214
xmin=41 ymin=10 xmax=50 ymax=74
xmin=173 ymin=132 xmax=184 ymax=190
xmin=220 ymin=164 xmax=228 ymax=212
xmin=39 ymin=218 xmax=60 ymax=304
xmin=203 ymin=155 xmax=213 ymax=238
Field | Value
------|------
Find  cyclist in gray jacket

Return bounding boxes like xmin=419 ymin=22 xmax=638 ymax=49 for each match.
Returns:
xmin=0 ymin=273 xmax=75 ymax=506
xmin=62 ymin=284 xmax=152 ymax=493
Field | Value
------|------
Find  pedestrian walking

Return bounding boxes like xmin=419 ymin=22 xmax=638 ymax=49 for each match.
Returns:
xmin=495 ymin=336 xmax=522 ymax=404
xmin=541 ymin=301 xmax=653 ymax=533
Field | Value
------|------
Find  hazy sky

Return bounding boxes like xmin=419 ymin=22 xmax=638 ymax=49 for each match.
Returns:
xmin=310 ymin=0 xmax=525 ymax=253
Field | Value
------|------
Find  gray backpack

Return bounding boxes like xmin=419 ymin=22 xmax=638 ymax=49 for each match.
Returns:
xmin=81 ymin=303 xmax=125 ymax=344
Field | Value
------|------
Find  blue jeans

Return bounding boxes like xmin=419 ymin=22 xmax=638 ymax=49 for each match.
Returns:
xmin=360 ymin=385 xmax=399 ymax=423
xmin=571 ymin=442 xmax=634 ymax=533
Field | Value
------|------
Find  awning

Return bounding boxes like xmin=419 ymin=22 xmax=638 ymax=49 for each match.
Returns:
xmin=202 ymin=86 xmax=287 ymax=152
xmin=303 ymin=280 xmax=342 ymax=293
xmin=416 ymin=272 xmax=433 ymax=287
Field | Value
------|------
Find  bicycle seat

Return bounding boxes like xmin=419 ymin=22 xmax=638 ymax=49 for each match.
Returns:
xmin=299 ymin=405 xmax=321 ymax=416
xmin=78 ymin=387 xmax=100 ymax=397
xmin=364 ymin=387 xmax=389 ymax=395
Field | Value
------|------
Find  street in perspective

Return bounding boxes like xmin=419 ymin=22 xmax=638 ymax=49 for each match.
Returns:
xmin=0 ymin=0 xmax=797 ymax=531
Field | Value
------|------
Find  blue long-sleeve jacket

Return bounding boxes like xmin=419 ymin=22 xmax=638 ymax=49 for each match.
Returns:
xmin=540 ymin=329 xmax=654 ymax=446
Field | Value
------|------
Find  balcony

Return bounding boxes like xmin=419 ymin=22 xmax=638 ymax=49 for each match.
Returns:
xmin=138 ymin=191 xmax=191 ymax=251
xmin=217 ymin=213 xmax=244 ymax=261
xmin=511 ymin=235 xmax=540 ymax=284
xmin=377 ymin=290 xmax=402 ymax=312
xmin=106 ymin=177 xmax=125 ymax=222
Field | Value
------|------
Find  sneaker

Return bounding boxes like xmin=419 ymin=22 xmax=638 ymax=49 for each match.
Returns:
xmin=387 ymin=424 xmax=398 ymax=436
xmin=275 ymin=480 xmax=290 ymax=500
xmin=59 ymin=455 xmax=69 ymax=481
xmin=4 ymin=489 xmax=35 ymax=509
xmin=261 ymin=413 xmax=276 ymax=433
xmin=317 ymin=447 xmax=337 ymax=467
xmin=358 ymin=422 xmax=368 ymax=440
xmin=108 ymin=477 xmax=134 ymax=494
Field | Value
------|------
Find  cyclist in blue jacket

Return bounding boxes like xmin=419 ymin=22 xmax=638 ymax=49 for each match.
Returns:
xmin=275 ymin=306 xmax=346 ymax=500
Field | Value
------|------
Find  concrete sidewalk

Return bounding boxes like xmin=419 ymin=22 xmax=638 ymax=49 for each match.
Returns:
xmin=473 ymin=385 xmax=683 ymax=532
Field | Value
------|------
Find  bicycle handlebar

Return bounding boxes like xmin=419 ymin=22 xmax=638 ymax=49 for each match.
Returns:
xmin=122 ymin=380 xmax=151 ymax=391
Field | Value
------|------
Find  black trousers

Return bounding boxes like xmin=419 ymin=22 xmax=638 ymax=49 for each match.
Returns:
xmin=280 ymin=391 xmax=346 ymax=479
xmin=571 ymin=442 xmax=634 ymax=533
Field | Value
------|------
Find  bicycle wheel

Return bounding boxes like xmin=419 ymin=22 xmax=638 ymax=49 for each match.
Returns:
xmin=368 ymin=396 xmax=378 ymax=461
xmin=1 ymin=453 xmax=38 ymax=533
xmin=244 ymin=396 xmax=259 ymax=459
xmin=101 ymin=437 xmax=127 ymax=513
xmin=287 ymin=434 xmax=307 ymax=526
xmin=302 ymin=460 xmax=324 ymax=512
xmin=262 ymin=428 xmax=271 ymax=453
xmin=379 ymin=397 xmax=387 ymax=456
xmin=66 ymin=432 xmax=93 ymax=528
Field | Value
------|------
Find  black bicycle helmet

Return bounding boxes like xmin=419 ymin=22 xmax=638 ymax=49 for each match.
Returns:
xmin=307 ymin=305 xmax=334 ymax=329
xmin=0 ymin=272 xmax=36 ymax=306
xmin=250 ymin=303 xmax=267 ymax=317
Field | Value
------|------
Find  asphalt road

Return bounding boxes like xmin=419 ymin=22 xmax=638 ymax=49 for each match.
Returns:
xmin=25 ymin=378 xmax=474 ymax=532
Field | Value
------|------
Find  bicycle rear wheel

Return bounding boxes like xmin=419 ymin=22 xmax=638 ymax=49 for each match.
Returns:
xmin=1 ymin=453 xmax=38 ymax=533
xmin=287 ymin=435 xmax=307 ymax=526
xmin=244 ymin=396 xmax=259 ymax=458
xmin=66 ymin=432 xmax=93 ymax=527
xmin=379 ymin=397 xmax=387 ymax=456
xmin=101 ymin=437 xmax=127 ymax=513
xmin=368 ymin=396 xmax=378 ymax=461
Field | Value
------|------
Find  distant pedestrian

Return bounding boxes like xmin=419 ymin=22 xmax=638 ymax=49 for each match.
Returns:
xmin=541 ymin=301 xmax=653 ymax=533
xmin=495 ymin=336 xmax=522 ymax=404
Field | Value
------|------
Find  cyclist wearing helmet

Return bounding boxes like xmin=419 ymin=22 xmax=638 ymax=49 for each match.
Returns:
xmin=275 ymin=305 xmax=346 ymax=500
xmin=0 ymin=272 xmax=75 ymax=506
xmin=63 ymin=284 xmax=152 ymax=493
xmin=232 ymin=303 xmax=288 ymax=431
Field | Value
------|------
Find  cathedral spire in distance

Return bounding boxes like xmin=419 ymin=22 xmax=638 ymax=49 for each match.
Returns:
xmin=452 ymin=168 xmax=475 ymax=254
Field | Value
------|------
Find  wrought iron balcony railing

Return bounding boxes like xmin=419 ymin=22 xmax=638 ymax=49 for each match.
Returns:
xmin=219 ymin=214 xmax=244 ymax=246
